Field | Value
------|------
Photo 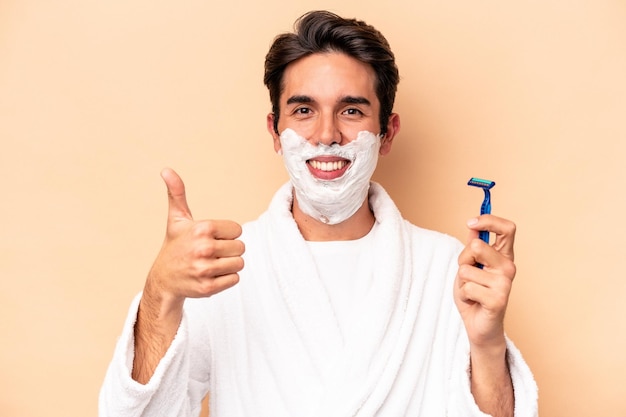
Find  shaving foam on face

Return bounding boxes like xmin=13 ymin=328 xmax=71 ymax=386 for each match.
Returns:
xmin=279 ymin=128 xmax=381 ymax=225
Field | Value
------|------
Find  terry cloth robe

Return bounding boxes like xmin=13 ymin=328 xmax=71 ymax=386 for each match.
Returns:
xmin=99 ymin=182 xmax=538 ymax=417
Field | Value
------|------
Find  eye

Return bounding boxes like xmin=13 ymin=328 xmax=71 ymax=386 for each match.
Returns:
xmin=294 ymin=107 xmax=311 ymax=115
xmin=342 ymin=108 xmax=364 ymax=116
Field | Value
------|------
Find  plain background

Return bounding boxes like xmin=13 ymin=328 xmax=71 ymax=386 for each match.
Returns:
xmin=1 ymin=0 xmax=625 ymax=416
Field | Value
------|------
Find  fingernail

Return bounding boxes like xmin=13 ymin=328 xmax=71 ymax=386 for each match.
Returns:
xmin=467 ymin=217 xmax=479 ymax=227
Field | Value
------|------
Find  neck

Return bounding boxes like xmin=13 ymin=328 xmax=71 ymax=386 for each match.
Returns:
xmin=292 ymin=196 xmax=375 ymax=241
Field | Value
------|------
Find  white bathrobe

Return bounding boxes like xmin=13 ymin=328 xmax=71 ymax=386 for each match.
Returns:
xmin=99 ymin=182 xmax=538 ymax=417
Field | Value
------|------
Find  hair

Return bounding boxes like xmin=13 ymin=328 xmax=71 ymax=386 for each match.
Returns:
xmin=264 ymin=10 xmax=399 ymax=135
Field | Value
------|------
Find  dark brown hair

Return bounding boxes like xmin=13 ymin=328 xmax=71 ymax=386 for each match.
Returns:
xmin=264 ymin=10 xmax=399 ymax=135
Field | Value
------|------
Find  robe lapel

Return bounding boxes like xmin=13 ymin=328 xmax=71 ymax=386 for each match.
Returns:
xmin=265 ymin=183 xmax=344 ymax=382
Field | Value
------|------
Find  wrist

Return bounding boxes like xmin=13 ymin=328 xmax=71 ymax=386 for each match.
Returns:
xmin=132 ymin=275 xmax=184 ymax=384
xmin=139 ymin=275 xmax=185 ymax=333
xmin=469 ymin=337 xmax=509 ymax=387
xmin=470 ymin=336 xmax=507 ymax=360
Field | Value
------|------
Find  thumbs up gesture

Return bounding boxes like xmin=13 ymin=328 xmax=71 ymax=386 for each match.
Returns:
xmin=145 ymin=168 xmax=245 ymax=305
xmin=132 ymin=169 xmax=244 ymax=384
xmin=132 ymin=168 xmax=245 ymax=383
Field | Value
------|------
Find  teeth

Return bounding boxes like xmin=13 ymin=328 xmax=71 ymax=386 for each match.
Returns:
xmin=309 ymin=160 xmax=348 ymax=171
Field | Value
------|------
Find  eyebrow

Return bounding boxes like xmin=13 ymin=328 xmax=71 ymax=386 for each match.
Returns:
xmin=286 ymin=95 xmax=314 ymax=105
xmin=340 ymin=95 xmax=371 ymax=106
xmin=285 ymin=95 xmax=371 ymax=106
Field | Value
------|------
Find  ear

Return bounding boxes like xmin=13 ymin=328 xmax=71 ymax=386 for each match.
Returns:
xmin=266 ymin=113 xmax=282 ymax=153
xmin=379 ymin=113 xmax=400 ymax=156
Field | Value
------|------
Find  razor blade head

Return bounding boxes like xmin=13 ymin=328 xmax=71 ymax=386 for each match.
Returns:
xmin=467 ymin=177 xmax=495 ymax=189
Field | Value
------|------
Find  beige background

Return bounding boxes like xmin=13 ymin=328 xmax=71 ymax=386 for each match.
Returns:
xmin=1 ymin=0 xmax=625 ymax=416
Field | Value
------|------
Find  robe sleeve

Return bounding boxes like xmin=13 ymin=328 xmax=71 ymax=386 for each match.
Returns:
xmin=98 ymin=293 xmax=210 ymax=417
xmin=448 ymin=333 xmax=539 ymax=417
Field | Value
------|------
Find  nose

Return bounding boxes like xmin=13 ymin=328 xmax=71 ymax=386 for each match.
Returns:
xmin=314 ymin=114 xmax=342 ymax=146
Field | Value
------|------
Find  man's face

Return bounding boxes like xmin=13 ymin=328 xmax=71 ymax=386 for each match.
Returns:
xmin=267 ymin=52 xmax=396 ymax=179
xmin=266 ymin=51 xmax=400 ymax=225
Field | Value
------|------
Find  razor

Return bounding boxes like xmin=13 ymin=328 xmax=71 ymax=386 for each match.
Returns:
xmin=467 ymin=177 xmax=496 ymax=268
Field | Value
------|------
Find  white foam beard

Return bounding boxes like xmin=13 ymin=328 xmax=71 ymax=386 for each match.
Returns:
xmin=279 ymin=128 xmax=381 ymax=225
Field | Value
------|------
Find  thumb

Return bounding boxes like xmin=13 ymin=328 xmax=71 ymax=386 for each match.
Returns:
xmin=465 ymin=217 xmax=480 ymax=244
xmin=160 ymin=168 xmax=193 ymax=220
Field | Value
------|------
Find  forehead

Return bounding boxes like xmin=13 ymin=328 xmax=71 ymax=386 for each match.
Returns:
xmin=281 ymin=52 xmax=378 ymax=102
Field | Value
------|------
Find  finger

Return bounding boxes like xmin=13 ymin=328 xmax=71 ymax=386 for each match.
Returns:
xmin=161 ymin=168 xmax=193 ymax=220
xmin=465 ymin=225 xmax=479 ymax=245
xmin=466 ymin=215 xmax=516 ymax=260
xmin=458 ymin=238 xmax=488 ymax=268
xmin=192 ymin=219 xmax=243 ymax=241
xmin=192 ymin=273 xmax=241 ymax=298
xmin=456 ymin=279 xmax=510 ymax=312
xmin=193 ymin=256 xmax=245 ymax=280
xmin=458 ymin=239 xmax=516 ymax=278
xmin=194 ymin=238 xmax=245 ymax=259
xmin=457 ymin=262 xmax=514 ymax=290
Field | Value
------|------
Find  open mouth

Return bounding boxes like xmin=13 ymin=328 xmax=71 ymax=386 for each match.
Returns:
xmin=307 ymin=157 xmax=351 ymax=179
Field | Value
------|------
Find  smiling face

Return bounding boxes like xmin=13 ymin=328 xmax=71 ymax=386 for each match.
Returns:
xmin=267 ymin=52 xmax=399 ymax=181
xmin=266 ymin=52 xmax=400 ymax=233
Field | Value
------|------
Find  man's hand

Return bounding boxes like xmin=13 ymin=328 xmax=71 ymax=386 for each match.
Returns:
xmin=132 ymin=168 xmax=245 ymax=384
xmin=454 ymin=214 xmax=516 ymax=347
xmin=454 ymin=214 xmax=516 ymax=417
xmin=147 ymin=167 xmax=245 ymax=306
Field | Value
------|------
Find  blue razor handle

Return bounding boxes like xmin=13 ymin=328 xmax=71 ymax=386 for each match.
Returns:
xmin=467 ymin=177 xmax=496 ymax=268
xmin=478 ymin=188 xmax=492 ymax=243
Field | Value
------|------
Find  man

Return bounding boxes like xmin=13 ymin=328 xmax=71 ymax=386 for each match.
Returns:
xmin=100 ymin=10 xmax=537 ymax=417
